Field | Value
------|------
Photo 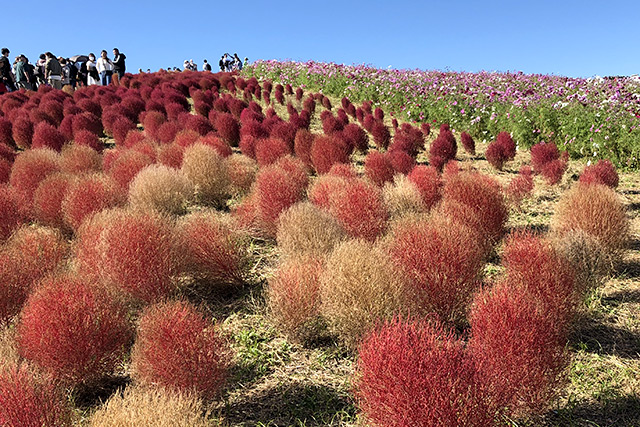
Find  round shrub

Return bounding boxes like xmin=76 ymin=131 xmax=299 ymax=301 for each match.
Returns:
xmin=460 ymin=131 xmax=476 ymax=155
xmin=530 ymin=141 xmax=560 ymax=173
xmin=88 ymin=386 xmax=213 ymax=427
xmin=225 ymin=154 xmax=257 ymax=197
xmin=407 ymin=165 xmax=441 ymax=209
xmin=255 ymin=137 xmax=292 ymax=167
xmin=0 ymin=186 xmax=23 ymax=242
xmin=76 ymin=209 xmax=182 ymax=304
xmin=320 ymin=239 xmax=417 ymax=349
xmin=579 ymin=159 xmax=619 ymax=188
xmin=429 ymin=129 xmax=457 ymax=169
xmin=72 ymin=112 xmax=102 ymax=136
xmin=12 ymin=115 xmax=34 ymax=148
xmin=33 ymin=173 xmax=73 ymax=229
xmin=31 ymin=122 xmax=65 ymax=152
xmin=73 ymin=129 xmax=103 ymax=152
xmin=253 ymin=164 xmax=307 ymax=237
xmin=129 ymin=164 xmax=193 ymax=215
xmin=364 ymin=151 xmax=394 ymax=186
xmin=177 ymin=211 xmax=250 ymax=287
xmin=61 ymin=174 xmax=125 ymax=231
xmin=268 ymin=256 xmax=325 ymax=343
xmin=107 ymin=149 xmax=154 ymax=189
xmin=276 ymin=202 xmax=347 ymax=260
xmin=9 ymin=148 xmax=60 ymax=208
xmin=327 ymin=178 xmax=388 ymax=242
xmin=552 ymin=183 xmax=629 ymax=258
xmin=356 ymin=317 xmax=493 ymax=427
xmin=16 ymin=274 xmax=133 ymax=385
xmin=469 ymin=280 xmax=569 ymax=416
xmin=181 ymin=144 xmax=230 ymax=206
xmin=311 ymin=135 xmax=350 ymax=174
xmin=157 ymin=143 xmax=185 ymax=169
xmin=215 ymin=112 xmax=240 ymax=146
xmin=131 ymin=300 xmax=231 ymax=399
xmin=382 ymin=175 xmax=426 ymax=220
xmin=0 ymin=365 xmax=71 ymax=427
xmin=59 ymin=144 xmax=101 ymax=174
xmin=441 ymin=171 xmax=507 ymax=244
xmin=370 ymin=121 xmax=391 ymax=149
xmin=387 ymin=213 xmax=485 ymax=324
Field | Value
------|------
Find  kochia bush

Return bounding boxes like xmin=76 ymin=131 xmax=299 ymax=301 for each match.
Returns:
xmin=131 ymin=300 xmax=231 ymax=399
xmin=16 ymin=274 xmax=133 ymax=385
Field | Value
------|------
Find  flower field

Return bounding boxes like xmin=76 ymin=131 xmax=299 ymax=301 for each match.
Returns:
xmin=243 ymin=61 xmax=640 ymax=169
xmin=0 ymin=68 xmax=638 ymax=426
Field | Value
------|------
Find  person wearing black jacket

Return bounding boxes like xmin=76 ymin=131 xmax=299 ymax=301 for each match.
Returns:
xmin=112 ymin=48 xmax=126 ymax=79
xmin=0 ymin=48 xmax=16 ymax=92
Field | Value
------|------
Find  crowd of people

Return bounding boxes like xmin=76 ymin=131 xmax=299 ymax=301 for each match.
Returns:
xmin=181 ymin=53 xmax=247 ymax=72
xmin=0 ymin=47 xmax=126 ymax=93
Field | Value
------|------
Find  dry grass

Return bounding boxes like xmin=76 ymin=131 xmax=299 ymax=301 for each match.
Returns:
xmin=181 ymin=144 xmax=230 ymax=206
xmin=276 ymin=202 xmax=347 ymax=260
xmin=382 ymin=174 xmax=427 ymax=220
xmin=88 ymin=386 xmax=218 ymax=427
xmin=129 ymin=164 xmax=194 ymax=215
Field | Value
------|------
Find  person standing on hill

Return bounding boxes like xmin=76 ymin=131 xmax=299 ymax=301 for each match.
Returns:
xmin=113 ymin=48 xmax=126 ymax=79
xmin=0 ymin=48 xmax=16 ymax=92
xmin=14 ymin=55 xmax=32 ymax=90
xmin=203 ymin=59 xmax=211 ymax=71
xmin=96 ymin=50 xmax=114 ymax=85
xmin=44 ymin=52 xmax=63 ymax=90
xmin=86 ymin=53 xmax=100 ymax=86
xmin=219 ymin=55 xmax=224 ymax=72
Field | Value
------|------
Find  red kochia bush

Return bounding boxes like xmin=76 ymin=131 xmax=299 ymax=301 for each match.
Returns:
xmin=77 ymin=209 xmax=181 ymax=303
xmin=9 ymin=148 xmax=60 ymax=210
xmin=506 ymin=166 xmax=534 ymax=205
xmin=370 ymin=121 xmax=391 ymax=149
xmin=215 ymin=113 xmax=240 ymax=147
xmin=31 ymin=122 xmax=65 ymax=152
xmin=342 ymin=123 xmax=369 ymax=153
xmin=579 ymin=159 xmax=619 ymax=188
xmin=33 ymin=173 xmax=73 ymax=229
xmin=294 ymin=128 xmax=314 ymax=167
xmin=530 ymin=141 xmax=560 ymax=173
xmin=12 ymin=115 xmax=34 ymax=148
xmin=469 ymin=280 xmax=569 ymax=416
xmin=255 ymin=137 xmax=292 ymax=167
xmin=107 ymin=150 xmax=154 ymax=189
xmin=328 ymin=178 xmax=388 ymax=241
xmin=442 ymin=172 xmax=507 ymax=244
xmin=0 ymin=117 xmax=13 ymax=146
xmin=496 ymin=131 xmax=516 ymax=159
xmin=408 ymin=165 xmax=442 ymax=209
xmin=0 ymin=226 xmax=69 ymax=323
xmin=387 ymin=214 xmax=485 ymax=324
xmin=364 ymin=151 xmax=394 ymax=186
xmin=74 ymin=129 xmax=103 ymax=152
xmin=253 ymin=165 xmax=307 ymax=237
xmin=460 ymin=131 xmax=476 ymax=155
xmin=72 ymin=112 xmax=102 ymax=136
xmin=0 ymin=186 xmax=23 ymax=241
xmin=355 ymin=317 xmax=493 ymax=427
xmin=61 ymin=174 xmax=125 ymax=231
xmin=17 ymin=275 xmax=133 ymax=385
xmin=429 ymin=129 xmax=457 ymax=170
xmin=501 ymin=230 xmax=578 ymax=328
xmin=311 ymin=135 xmax=350 ymax=174
xmin=0 ymin=365 xmax=71 ymax=427
xmin=177 ymin=211 xmax=249 ymax=287
xmin=131 ymin=300 xmax=231 ymax=399
xmin=541 ymin=157 xmax=568 ymax=185
xmin=485 ymin=139 xmax=509 ymax=170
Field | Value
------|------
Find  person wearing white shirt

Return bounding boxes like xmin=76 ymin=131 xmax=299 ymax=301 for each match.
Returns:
xmin=96 ymin=50 xmax=114 ymax=85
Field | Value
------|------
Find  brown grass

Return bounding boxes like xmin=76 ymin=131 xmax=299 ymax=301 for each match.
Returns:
xmin=382 ymin=174 xmax=427 ymax=220
xmin=181 ymin=144 xmax=230 ymax=207
xmin=319 ymin=239 xmax=418 ymax=350
xmin=128 ymin=164 xmax=194 ymax=215
xmin=88 ymin=386 xmax=217 ymax=427
xmin=276 ymin=202 xmax=347 ymax=260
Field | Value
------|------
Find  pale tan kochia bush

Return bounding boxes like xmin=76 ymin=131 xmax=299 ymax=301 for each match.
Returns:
xmin=59 ymin=144 xmax=102 ymax=174
xmin=89 ymin=386 xmax=215 ymax=427
xmin=382 ymin=174 xmax=427 ymax=220
xmin=320 ymin=239 xmax=418 ymax=349
xmin=181 ymin=144 xmax=230 ymax=206
xmin=0 ymin=325 xmax=19 ymax=373
xmin=550 ymin=230 xmax=612 ymax=297
xmin=225 ymin=154 xmax=258 ymax=197
xmin=268 ymin=255 xmax=325 ymax=343
xmin=129 ymin=164 xmax=194 ymax=215
xmin=276 ymin=202 xmax=347 ymax=260
xmin=552 ymin=183 xmax=629 ymax=260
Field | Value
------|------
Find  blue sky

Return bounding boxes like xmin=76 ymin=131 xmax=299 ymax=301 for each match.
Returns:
xmin=3 ymin=0 xmax=639 ymax=77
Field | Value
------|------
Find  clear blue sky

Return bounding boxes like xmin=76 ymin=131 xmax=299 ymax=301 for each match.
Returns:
xmin=3 ymin=0 xmax=639 ymax=78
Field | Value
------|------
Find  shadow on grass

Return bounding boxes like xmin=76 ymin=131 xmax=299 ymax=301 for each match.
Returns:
xmin=542 ymin=394 xmax=640 ymax=426
xmin=570 ymin=317 xmax=640 ymax=359
xmin=222 ymin=382 xmax=356 ymax=426
xmin=627 ymin=202 xmax=640 ymax=212
xmin=73 ymin=375 xmax=130 ymax=408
